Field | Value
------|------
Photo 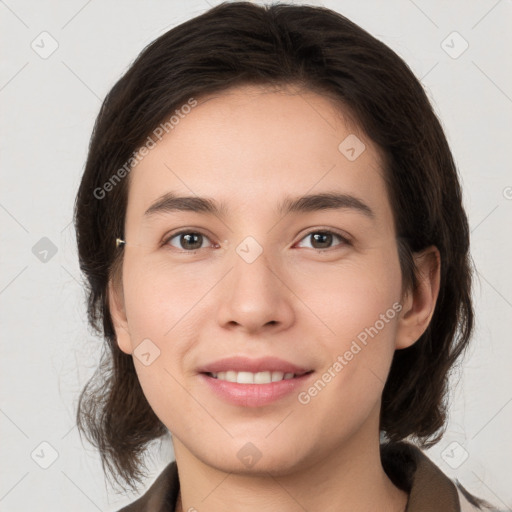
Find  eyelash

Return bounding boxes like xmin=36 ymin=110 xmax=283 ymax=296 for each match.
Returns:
xmin=161 ymin=228 xmax=351 ymax=253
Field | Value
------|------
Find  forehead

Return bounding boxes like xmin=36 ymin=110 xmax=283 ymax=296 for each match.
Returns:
xmin=126 ymin=84 xmax=389 ymax=223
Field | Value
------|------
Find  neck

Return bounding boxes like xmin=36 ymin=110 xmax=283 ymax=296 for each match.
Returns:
xmin=172 ymin=420 xmax=408 ymax=512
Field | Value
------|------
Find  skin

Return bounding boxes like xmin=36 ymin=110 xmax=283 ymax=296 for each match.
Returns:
xmin=109 ymin=84 xmax=440 ymax=512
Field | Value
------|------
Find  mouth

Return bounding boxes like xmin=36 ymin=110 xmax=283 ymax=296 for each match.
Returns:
xmin=204 ymin=370 xmax=313 ymax=384
xmin=196 ymin=356 xmax=315 ymax=406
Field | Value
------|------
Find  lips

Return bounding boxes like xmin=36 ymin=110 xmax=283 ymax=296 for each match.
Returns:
xmin=197 ymin=356 xmax=312 ymax=375
xmin=197 ymin=356 xmax=314 ymax=407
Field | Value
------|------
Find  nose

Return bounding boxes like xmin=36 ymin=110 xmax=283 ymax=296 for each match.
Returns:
xmin=216 ymin=244 xmax=296 ymax=335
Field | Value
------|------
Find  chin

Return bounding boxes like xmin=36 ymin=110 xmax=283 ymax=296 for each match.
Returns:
xmin=196 ymin=441 xmax=309 ymax=477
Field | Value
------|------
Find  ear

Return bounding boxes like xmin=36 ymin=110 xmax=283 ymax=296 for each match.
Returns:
xmin=107 ymin=278 xmax=133 ymax=355
xmin=395 ymin=245 xmax=441 ymax=350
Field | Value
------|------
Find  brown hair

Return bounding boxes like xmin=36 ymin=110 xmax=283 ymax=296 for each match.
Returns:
xmin=74 ymin=1 xmax=473 ymax=492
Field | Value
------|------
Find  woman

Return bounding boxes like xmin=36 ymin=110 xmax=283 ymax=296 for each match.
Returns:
xmin=74 ymin=2 xmax=505 ymax=511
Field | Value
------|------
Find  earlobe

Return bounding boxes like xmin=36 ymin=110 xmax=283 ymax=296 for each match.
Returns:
xmin=395 ymin=246 xmax=441 ymax=350
xmin=107 ymin=279 xmax=133 ymax=355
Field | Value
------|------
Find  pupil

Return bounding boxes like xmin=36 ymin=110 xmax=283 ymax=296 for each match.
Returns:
xmin=182 ymin=233 xmax=202 ymax=250
xmin=312 ymin=232 xmax=332 ymax=249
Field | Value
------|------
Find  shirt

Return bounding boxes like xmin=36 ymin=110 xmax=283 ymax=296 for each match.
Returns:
xmin=117 ymin=441 xmax=504 ymax=511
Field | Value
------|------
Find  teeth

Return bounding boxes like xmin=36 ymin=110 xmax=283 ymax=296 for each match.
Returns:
xmin=210 ymin=370 xmax=297 ymax=384
xmin=237 ymin=371 xmax=254 ymax=384
xmin=271 ymin=371 xmax=284 ymax=382
xmin=254 ymin=371 xmax=272 ymax=383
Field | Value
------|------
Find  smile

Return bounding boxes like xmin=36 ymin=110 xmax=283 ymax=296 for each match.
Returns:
xmin=208 ymin=370 xmax=303 ymax=384
xmin=201 ymin=371 xmax=314 ymax=407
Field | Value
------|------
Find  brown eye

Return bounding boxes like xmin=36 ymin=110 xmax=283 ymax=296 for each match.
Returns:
xmin=296 ymin=230 xmax=349 ymax=250
xmin=166 ymin=231 xmax=211 ymax=251
xmin=311 ymin=232 xmax=333 ymax=249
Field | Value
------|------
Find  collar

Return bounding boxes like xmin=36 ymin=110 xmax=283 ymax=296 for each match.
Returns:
xmin=381 ymin=441 xmax=460 ymax=511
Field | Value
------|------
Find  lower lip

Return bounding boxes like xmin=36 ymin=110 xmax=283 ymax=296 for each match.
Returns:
xmin=200 ymin=372 xmax=314 ymax=407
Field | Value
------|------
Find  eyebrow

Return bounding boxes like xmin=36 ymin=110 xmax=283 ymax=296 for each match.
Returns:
xmin=277 ymin=192 xmax=374 ymax=218
xmin=143 ymin=191 xmax=374 ymax=219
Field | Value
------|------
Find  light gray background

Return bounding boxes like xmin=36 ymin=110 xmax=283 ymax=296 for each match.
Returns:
xmin=1 ymin=0 xmax=511 ymax=510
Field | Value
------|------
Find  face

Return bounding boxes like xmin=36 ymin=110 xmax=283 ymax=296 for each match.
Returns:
xmin=110 ymin=84 xmax=415 ymax=475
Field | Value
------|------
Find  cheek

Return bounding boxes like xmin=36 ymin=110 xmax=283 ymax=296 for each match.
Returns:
xmin=300 ymin=252 xmax=402 ymax=343
xmin=120 ymin=252 xmax=218 ymax=409
xmin=299 ymin=251 xmax=402 ymax=397
xmin=121 ymin=252 xmax=208 ymax=341
xmin=120 ymin=254 xmax=204 ymax=427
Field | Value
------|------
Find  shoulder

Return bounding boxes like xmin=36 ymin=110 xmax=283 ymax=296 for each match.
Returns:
xmin=115 ymin=461 xmax=179 ymax=512
xmin=380 ymin=441 xmax=508 ymax=512
xmin=455 ymin=481 xmax=509 ymax=512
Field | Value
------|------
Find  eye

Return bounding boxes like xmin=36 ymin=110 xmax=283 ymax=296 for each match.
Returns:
xmin=164 ymin=230 xmax=215 ymax=251
xmin=295 ymin=230 xmax=350 ymax=250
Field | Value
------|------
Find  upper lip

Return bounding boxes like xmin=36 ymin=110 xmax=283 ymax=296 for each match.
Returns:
xmin=197 ymin=356 xmax=312 ymax=375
